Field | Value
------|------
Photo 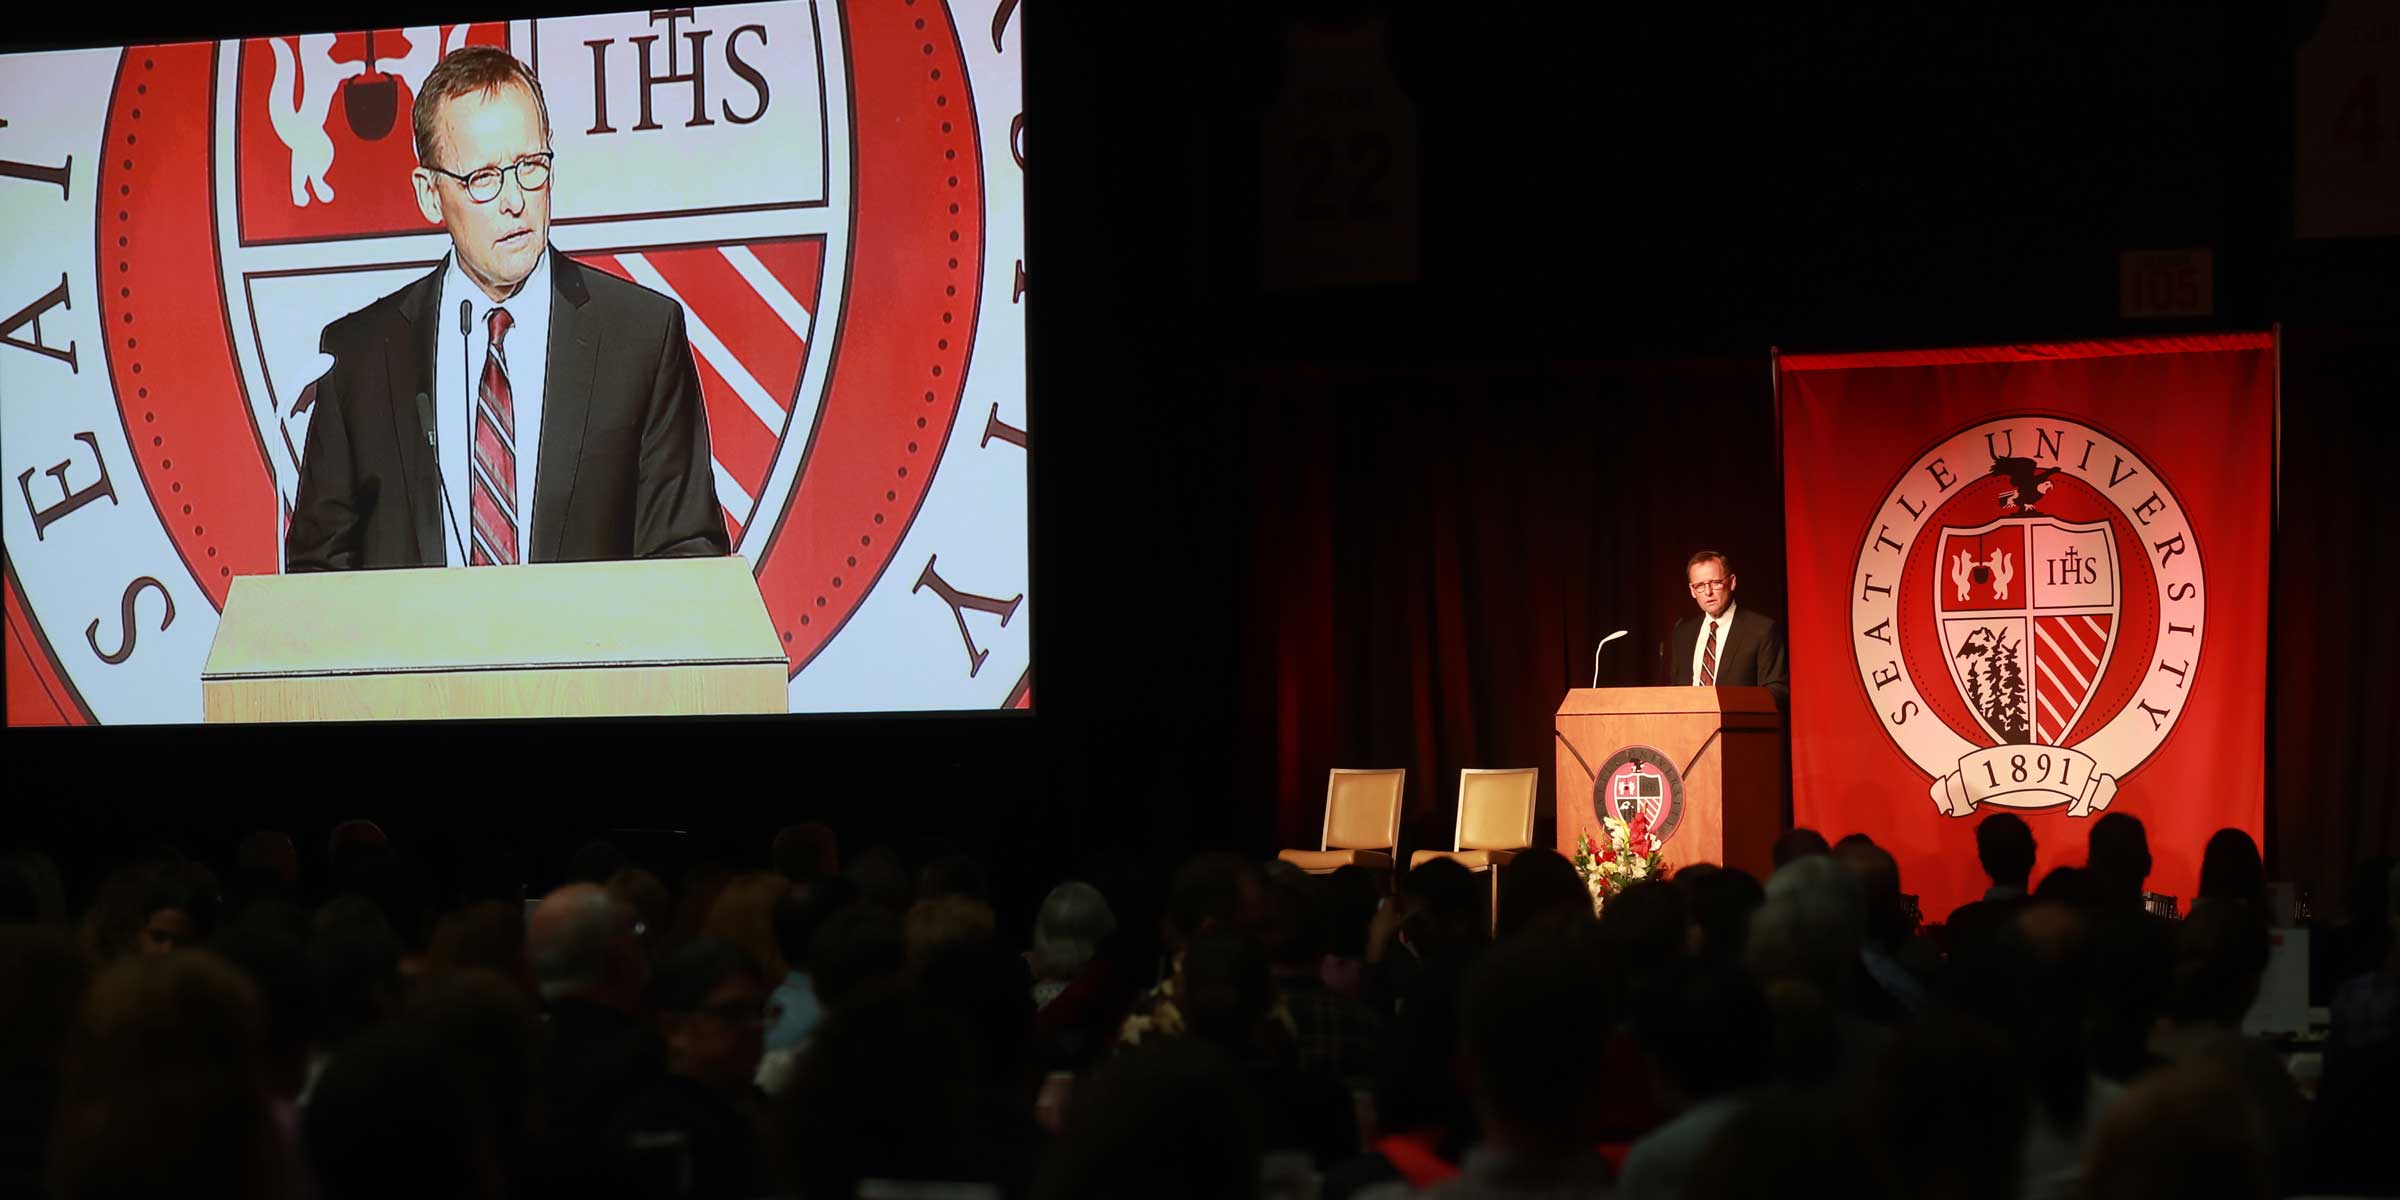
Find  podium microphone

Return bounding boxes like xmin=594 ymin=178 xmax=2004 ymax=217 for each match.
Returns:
xmin=415 ymin=390 xmax=468 ymax=565
xmin=1590 ymin=630 xmax=1628 ymax=689
xmin=457 ymin=297 xmax=475 ymax=563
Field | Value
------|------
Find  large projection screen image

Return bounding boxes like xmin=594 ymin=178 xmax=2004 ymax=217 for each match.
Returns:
xmin=3 ymin=2 xmax=1030 ymax=723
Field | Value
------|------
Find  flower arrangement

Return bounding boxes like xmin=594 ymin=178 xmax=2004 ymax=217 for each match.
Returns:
xmin=1571 ymin=812 xmax=1667 ymax=914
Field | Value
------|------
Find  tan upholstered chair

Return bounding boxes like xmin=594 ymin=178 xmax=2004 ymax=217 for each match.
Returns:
xmin=1277 ymin=768 xmax=1405 ymax=875
xmin=1409 ymin=768 xmax=1539 ymax=925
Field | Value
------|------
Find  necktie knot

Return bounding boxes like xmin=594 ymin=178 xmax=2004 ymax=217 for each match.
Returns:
xmin=487 ymin=306 xmax=513 ymax=346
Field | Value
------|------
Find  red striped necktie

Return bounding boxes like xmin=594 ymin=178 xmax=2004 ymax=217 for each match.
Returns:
xmin=468 ymin=307 xmax=517 ymax=566
xmin=1699 ymin=619 xmax=1719 ymax=686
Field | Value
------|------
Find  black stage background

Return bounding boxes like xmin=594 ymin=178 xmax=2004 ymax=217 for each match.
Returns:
xmin=8 ymin=3 xmax=2393 ymax=920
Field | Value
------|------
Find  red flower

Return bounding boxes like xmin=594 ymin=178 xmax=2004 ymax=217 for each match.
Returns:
xmin=1599 ymin=835 xmax=1617 ymax=864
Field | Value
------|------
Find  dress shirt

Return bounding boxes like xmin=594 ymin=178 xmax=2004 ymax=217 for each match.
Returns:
xmin=434 ymin=250 xmax=553 ymax=566
xmin=1689 ymin=601 xmax=1738 ymax=686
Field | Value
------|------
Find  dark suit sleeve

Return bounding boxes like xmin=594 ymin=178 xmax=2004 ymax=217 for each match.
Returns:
xmin=283 ymin=367 xmax=362 ymax=573
xmin=1757 ymin=617 xmax=1791 ymax=709
xmin=632 ymin=304 xmax=731 ymax=558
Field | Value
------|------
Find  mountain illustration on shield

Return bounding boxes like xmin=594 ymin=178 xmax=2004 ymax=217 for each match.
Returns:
xmin=1952 ymin=624 xmax=2031 ymax=744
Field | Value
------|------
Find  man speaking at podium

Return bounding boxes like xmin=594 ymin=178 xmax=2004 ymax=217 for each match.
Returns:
xmin=1665 ymin=550 xmax=1789 ymax=708
xmin=286 ymin=47 xmax=728 ymax=572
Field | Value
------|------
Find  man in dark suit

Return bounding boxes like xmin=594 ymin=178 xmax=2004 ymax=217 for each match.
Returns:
xmin=285 ymin=46 xmax=727 ymax=572
xmin=1663 ymin=550 xmax=1789 ymax=708
xmin=1943 ymin=811 xmax=2036 ymax=959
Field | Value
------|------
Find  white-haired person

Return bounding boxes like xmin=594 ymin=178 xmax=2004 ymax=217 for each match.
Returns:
xmin=1029 ymin=881 xmax=1115 ymax=1011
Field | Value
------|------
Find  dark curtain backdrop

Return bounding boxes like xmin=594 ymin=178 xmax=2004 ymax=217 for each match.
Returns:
xmin=1229 ymin=357 xmax=1784 ymax=859
xmin=2269 ymin=323 xmax=2400 ymax=911
xmin=1228 ymin=332 xmax=2396 ymax=911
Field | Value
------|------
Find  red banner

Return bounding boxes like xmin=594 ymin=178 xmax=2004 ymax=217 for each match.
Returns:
xmin=1778 ymin=335 xmax=2274 ymax=922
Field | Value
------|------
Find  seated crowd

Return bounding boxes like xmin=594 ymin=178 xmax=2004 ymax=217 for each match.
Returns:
xmin=1 ymin=814 xmax=2394 ymax=1200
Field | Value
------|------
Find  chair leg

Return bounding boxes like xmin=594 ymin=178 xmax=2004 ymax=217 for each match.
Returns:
xmin=1487 ymin=866 xmax=1501 ymax=939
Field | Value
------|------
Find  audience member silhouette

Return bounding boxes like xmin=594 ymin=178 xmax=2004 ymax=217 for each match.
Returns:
xmin=229 ymin=831 xmax=300 ymax=915
xmin=2197 ymin=828 xmax=2268 ymax=914
xmin=2310 ymin=858 xmax=2400 ymax=1193
xmin=1491 ymin=848 xmax=1588 ymax=941
xmin=780 ymin=989 xmax=1020 ymax=1198
xmin=1835 ymin=839 xmax=1928 ymax=1021
xmin=2148 ymin=899 xmax=2303 ymax=1191
xmin=770 ymin=822 xmax=841 ymax=886
xmin=2081 ymin=1062 xmax=2272 ymax=1200
xmin=763 ymin=876 xmax=856 ymax=1056
xmin=403 ymin=966 xmax=545 ymax=1187
xmin=0 ymin=926 xmax=88 ymax=1196
xmin=918 ymin=852 xmax=993 ymax=903
xmin=51 ymin=951 xmax=304 ymax=1200
xmin=1434 ymin=926 xmax=1616 ymax=1197
xmin=1616 ymin=957 xmax=1771 ymax=1200
xmin=1771 ymin=826 xmax=1832 ymax=869
xmin=1944 ymin=812 xmax=2035 ymax=958
xmin=1033 ymin=1037 xmax=1263 ymax=1200
xmin=426 ymin=898 xmax=530 ymax=987
xmin=1866 ymin=1014 xmax=2029 ymax=1200
xmin=605 ymin=867 xmax=674 ymax=962
xmin=1673 ymin=863 xmax=1763 ymax=966
xmin=703 ymin=871 xmax=792 ymax=983
xmin=904 ymin=892 xmax=998 ymax=972
xmin=210 ymin=903 xmax=321 ymax=1102
xmin=525 ymin=884 xmax=662 ymax=1199
xmin=310 ymin=894 xmax=404 ymax=1061
xmin=2086 ymin=813 xmax=2155 ymax=914
xmin=1747 ymin=855 xmax=1889 ymax=1090
xmin=844 ymin=847 xmax=915 ymax=916
xmin=1323 ymin=950 xmax=1476 ymax=1198
xmin=1261 ymin=866 xmax=1382 ymax=1082
xmin=306 ymin=1023 xmax=501 ymax=1200
xmin=1030 ymin=880 xmax=1115 ymax=1011
xmin=805 ymin=901 xmax=908 ymax=1015
xmin=609 ymin=939 xmax=771 ymax=1200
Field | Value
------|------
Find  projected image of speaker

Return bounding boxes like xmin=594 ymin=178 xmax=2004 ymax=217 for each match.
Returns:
xmin=2 ymin=2 xmax=1031 ymax=724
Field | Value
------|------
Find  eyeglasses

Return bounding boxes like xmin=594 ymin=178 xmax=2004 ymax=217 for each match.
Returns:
xmin=427 ymin=152 xmax=554 ymax=203
xmin=1689 ymin=580 xmax=1731 ymax=593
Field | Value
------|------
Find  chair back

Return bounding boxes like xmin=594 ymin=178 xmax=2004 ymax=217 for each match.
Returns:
xmin=1324 ymin=769 xmax=1405 ymax=851
xmin=1455 ymin=768 xmax=1539 ymax=852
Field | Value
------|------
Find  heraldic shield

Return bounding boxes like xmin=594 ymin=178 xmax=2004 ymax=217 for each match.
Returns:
xmin=1937 ymin=517 xmax=2119 ymax=748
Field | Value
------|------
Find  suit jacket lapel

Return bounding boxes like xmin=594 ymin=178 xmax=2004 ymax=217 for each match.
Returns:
xmin=386 ymin=262 xmax=444 ymax=564
xmin=532 ymin=248 xmax=596 ymax=563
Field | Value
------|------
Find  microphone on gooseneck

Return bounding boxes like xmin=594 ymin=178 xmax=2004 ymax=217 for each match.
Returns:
xmin=416 ymin=390 xmax=468 ymax=565
xmin=1590 ymin=630 xmax=1629 ymax=689
xmin=458 ymin=297 xmax=474 ymax=564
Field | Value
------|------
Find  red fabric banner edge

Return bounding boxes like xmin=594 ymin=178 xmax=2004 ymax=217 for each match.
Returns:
xmin=1780 ymin=332 xmax=2275 ymax=372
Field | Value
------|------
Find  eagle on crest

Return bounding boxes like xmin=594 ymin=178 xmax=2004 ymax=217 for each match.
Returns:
xmin=1989 ymin=456 xmax=2063 ymax=514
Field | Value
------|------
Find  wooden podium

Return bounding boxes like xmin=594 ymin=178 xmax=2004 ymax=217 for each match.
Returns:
xmin=1553 ymin=687 xmax=1783 ymax=879
xmin=201 ymin=557 xmax=788 ymax=722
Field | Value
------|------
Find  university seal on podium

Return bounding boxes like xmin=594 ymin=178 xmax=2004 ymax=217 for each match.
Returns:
xmin=1593 ymin=745 xmax=1686 ymax=845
